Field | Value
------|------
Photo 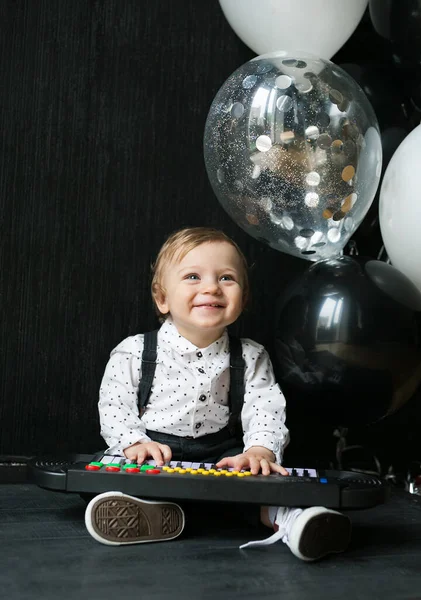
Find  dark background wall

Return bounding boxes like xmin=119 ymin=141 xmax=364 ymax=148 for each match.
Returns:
xmin=0 ymin=0 xmax=418 ymax=470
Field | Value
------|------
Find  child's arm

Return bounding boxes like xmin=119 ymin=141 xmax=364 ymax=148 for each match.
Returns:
xmin=98 ymin=335 xmax=152 ymax=455
xmin=218 ymin=339 xmax=289 ymax=474
xmin=241 ymin=341 xmax=289 ymax=463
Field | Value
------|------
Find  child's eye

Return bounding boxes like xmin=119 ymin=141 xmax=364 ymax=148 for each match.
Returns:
xmin=220 ymin=274 xmax=234 ymax=281
xmin=185 ymin=274 xmax=200 ymax=280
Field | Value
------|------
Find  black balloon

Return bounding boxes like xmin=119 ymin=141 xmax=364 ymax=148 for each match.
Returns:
xmin=369 ymin=0 xmax=421 ymax=67
xmin=369 ymin=0 xmax=421 ymax=127
xmin=271 ymin=256 xmax=421 ymax=429
xmin=338 ymin=61 xmax=412 ymax=258
xmin=339 ymin=62 xmax=409 ymax=131
xmin=344 ymin=126 xmax=408 ymax=258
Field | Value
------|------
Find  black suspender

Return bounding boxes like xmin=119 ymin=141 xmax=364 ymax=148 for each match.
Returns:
xmin=138 ymin=330 xmax=245 ymax=436
xmin=226 ymin=335 xmax=245 ymax=438
xmin=138 ymin=329 xmax=158 ymax=414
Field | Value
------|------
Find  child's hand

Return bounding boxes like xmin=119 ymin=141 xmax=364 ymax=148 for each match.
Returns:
xmin=216 ymin=446 xmax=289 ymax=476
xmin=123 ymin=441 xmax=172 ymax=466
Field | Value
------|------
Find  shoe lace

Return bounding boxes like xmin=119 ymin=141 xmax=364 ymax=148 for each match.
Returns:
xmin=239 ymin=507 xmax=301 ymax=549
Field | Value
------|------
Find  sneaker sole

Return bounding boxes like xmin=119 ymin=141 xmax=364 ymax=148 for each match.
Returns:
xmin=85 ymin=492 xmax=185 ymax=545
xmin=291 ymin=507 xmax=351 ymax=561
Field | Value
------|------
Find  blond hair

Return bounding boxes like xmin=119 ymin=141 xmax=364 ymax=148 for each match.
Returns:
xmin=151 ymin=227 xmax=249 ymax=320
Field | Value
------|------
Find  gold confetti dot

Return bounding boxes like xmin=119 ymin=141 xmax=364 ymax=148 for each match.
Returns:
xmin=331 ymin=139 xmax=343 ymax=152
xmin=341 ymin=194 xmax=353 ymax=213
xmin=342 ymin=165 xmax=355 ymax=182
xmin=323 ymin=209 xmax=334 ymax=219
xmin=280 ymin=130 xmax=295 ymax=143
xmin=246 ymin=214 xmax=259 ymax=225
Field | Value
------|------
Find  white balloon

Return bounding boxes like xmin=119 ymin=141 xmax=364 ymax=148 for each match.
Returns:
xmin=379 ymin=125 xmax=421 ymax=293
xmin=219 ymin=0 xmax=368 ymax=60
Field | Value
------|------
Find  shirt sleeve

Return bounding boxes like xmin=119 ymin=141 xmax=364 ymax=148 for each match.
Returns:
xmin=98 ymin=335 xmax=152 ymax=455
xmin=240 ymin=339 xmax=290 ymax=464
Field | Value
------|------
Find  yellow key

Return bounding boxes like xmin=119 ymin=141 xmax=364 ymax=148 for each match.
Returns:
xmin=178 ymin=469 xmax=186 ymax=474
xmin=201 ymin=471 xmax=210 ymax=476
xmin=190 ymin=469 xmax=198 ymax=474
xmin=237 ymin=473 xmax=246 ymax=477
xmin=208 ymin=469 xmax=216 ymax=474
xmin=166 ymin=468 xmax=175 ymax=473
xmin=213 ymin=471 xmax=222 ymax=476
xmin=224 ymin=472 xmax=234 ymax=476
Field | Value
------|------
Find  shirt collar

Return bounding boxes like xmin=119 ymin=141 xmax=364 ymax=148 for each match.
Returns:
xmin=158 ymin=317 xmax=229 ymax=361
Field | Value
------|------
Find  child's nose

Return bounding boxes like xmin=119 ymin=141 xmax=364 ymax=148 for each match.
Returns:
xmin=202 ymin=279 xmax=221 ymax=293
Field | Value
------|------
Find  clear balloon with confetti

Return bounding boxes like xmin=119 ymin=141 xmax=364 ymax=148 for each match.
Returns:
xmin=204 ymin=51 xmax=382 ymax=261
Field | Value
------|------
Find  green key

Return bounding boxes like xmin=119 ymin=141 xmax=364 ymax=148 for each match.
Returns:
xmin=107 ymin=463 xmax=121 ymax=468
xmin=122 ymin=463 xmax=138 ymax=470
xmin=140 ymin=464 xmax=156 ymax=471
xmin=89 ymin=462 xmax=103 ymax=467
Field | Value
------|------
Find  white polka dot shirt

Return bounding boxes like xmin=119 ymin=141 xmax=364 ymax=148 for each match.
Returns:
xmin=99 ymin=318 xmax=289 ymax=463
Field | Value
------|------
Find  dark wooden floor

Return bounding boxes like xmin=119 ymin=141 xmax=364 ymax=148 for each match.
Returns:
xmin=1 ymin=483 xmax=421 ymax=600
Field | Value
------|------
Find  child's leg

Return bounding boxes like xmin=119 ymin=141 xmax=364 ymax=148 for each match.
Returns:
xmin=84 ymin=491 xmax=185 ymax=546
xmin=240 ymin=505 xmax=351 ymax=561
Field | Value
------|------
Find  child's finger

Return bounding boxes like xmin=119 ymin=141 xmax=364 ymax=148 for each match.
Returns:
xmin=270 ymin=463 xmax=289 ymax=476
xmin=249 ymin=457 xmax=261 ymax=475
xmin=135 ymin=448 xmax=148 ymax=465
xmin=159 ymin=444 xmax=172 ymax=463
xmin=149 ymin=446 xmax=165 ymax=466
xmin=215 ymin=457 xmax=234 ymax=468
xmin=260 ymin=459 xmax=271 ymax=476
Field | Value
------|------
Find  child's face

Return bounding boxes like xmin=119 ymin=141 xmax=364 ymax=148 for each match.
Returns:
xmin=156 ymin=241 xmax=245 ymax=346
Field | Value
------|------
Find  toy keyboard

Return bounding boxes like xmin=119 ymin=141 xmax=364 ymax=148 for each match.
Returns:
xmin=29 ymin=453 xmax=389 ymax=509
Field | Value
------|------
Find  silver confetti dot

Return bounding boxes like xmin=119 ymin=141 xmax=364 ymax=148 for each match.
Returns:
xmin=327 ymin=228 xmax=341 ymax=243
xmin=276 ymin=95 xmax=293 ymax=112
xmin=275 ymin=75 xmax=293 ymax=89
xmin=296 ymin=79 xmax=313 ymax=93
xmin=305 ymin=192 xmax=319 ymax=207
xmin=256 ymin=135 xmax=272 ymax=152
xmin=282 ymin=59 xmax=298 ymax=67
xmin=305 ymin=125 xmax=320 ymax=140
xmin=260 ymin=197 xmax=273 ymax=211
xmin=281 ymin=216 xmax=294 ymax=230
xmin=311 ymin=231 xmax=324 ymax=245
xmin=305 ymin=172 xmax=321 ymax=186
xmin=294 ymin=236 xmax=309 ymax=249
xmin=230 ymin=102 xmax=244 ymax=118
xmin=256 ymin=62 xmax=273 ymax=74
xmin=243 ymin=75 xmax=258 ymax=89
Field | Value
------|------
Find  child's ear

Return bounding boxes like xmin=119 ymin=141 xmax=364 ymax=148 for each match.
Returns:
xmin=153 ymin=283 xmax=169 ymax=315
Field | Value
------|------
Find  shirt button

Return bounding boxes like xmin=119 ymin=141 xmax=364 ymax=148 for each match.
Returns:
xmin=198 ymin=368 xmax=205 ymax=374
xmin=196 ymin=351 xmax=203 ymax=358
xmin=199 ymin=394 xmax=207 ymax=402
xmin=195 ymin=422 xmax=202 ymax=429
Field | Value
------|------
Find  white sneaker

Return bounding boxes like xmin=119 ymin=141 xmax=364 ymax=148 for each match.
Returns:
xmin=240 ymin=506 xmax=351 ymax=561
xmin=85 ymin=491 xmax=185 ymax=546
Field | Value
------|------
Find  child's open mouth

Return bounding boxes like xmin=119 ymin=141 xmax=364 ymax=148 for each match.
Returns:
xmin=194 ymin=304 xmax=224 ymax=309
